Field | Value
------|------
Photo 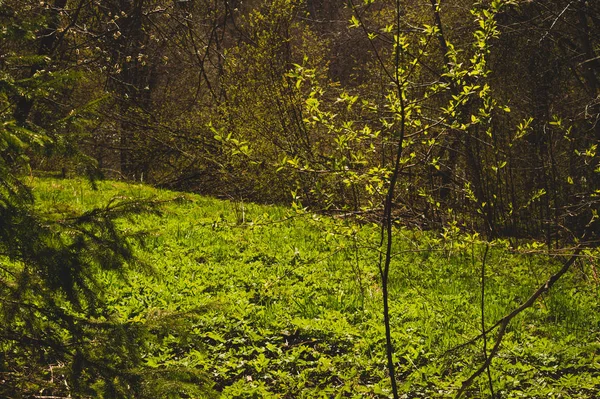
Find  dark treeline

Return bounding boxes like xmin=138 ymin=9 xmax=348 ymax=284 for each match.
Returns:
xmin=1 ymin=0 xmax=599 ymax=241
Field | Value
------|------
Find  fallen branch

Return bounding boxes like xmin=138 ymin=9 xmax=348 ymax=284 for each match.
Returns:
xmin=455 ymin=248 xmax=581 ymax=398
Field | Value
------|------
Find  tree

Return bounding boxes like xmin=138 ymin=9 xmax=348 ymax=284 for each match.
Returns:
xmin=0 ymin=2 xmax=213 ymax=396
xmin=281 ymin=0 xmax=598 ymax=396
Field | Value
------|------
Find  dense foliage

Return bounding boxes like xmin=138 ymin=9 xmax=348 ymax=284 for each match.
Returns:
xmin=1 ymin=0 xmax=598 ymax=239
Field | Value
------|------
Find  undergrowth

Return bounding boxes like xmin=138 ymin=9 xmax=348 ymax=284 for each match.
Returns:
xmin=24 ymin=177 xmax=600 ymax=398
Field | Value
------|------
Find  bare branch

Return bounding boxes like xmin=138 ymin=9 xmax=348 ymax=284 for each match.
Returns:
xmin=455 ymin=248 xmax=581 ymax=398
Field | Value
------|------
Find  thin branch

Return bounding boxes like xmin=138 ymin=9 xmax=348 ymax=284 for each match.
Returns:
xmin=479 ymin=244 xmax=495 ymax=398
xmin=455 ymin=248 xmax=581 ymax=398
xmin=348 ymin=0 xmax=395 ymax=84
xmin=539 ymin=1 xmax=574 ymax=43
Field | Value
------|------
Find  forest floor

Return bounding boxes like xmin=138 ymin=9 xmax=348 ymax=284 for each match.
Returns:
xmin=30 ymin=177 xmax=600 ymax=398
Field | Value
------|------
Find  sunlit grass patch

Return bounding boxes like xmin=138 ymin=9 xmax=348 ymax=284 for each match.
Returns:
xmin=28 ymin=177 xmax=600 ymax=398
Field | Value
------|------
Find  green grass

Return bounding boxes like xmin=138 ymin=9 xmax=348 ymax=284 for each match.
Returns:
xmin=28 ymin=177 xmax=600 ymax=398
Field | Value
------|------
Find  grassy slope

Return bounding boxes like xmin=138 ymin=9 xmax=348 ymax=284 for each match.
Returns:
xmin=31 ymin=178 xmax=600 ymax=398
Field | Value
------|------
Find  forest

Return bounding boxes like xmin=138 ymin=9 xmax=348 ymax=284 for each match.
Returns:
xmin=0 ymin=0 xmax=599 ymax=398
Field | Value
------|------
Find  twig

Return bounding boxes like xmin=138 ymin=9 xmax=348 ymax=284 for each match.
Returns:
xmin=455 ymin=248 xmax=581 ymax=398
xmin=479 ymin=244 xmax=494 ymax=398
xmin=539 ymin=1 xmax=573 ymax=43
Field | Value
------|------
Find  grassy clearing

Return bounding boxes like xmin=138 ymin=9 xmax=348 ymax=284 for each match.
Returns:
xmin=29 ymin=177 xmax=600 ymax=398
